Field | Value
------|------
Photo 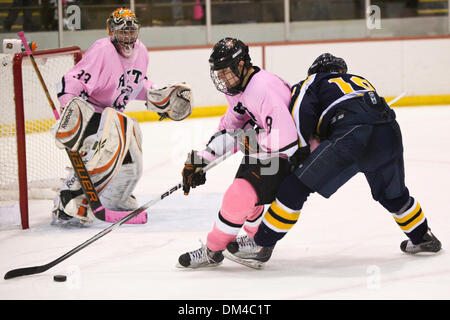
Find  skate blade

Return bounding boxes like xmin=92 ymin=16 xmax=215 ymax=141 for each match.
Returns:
xmin=223 ymin=250 xmax=264 ymax=270
xmin=401 ymin=241 xmax=442 ymax=254
xmin=175 ymin=261 xmax=222 ymax=269
xmin=51 ymin=217 xmax=87 ymax=228
xmin=403 ymin=246 xmax=442 ymax=255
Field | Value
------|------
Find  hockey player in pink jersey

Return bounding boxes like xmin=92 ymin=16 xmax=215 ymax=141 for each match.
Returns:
xmin=52 ymin=8 xmax=192 ymax=226
xmin=177 ymin=38 xmax=299 ymax=268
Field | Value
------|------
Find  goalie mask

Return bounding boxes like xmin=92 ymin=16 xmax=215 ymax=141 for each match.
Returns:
xmin=107 ymin=8 xmax=140 ymax=58
xmin=209 ymin=38 xmax=252 ymax=96
xmin=307 ymin=53 xmax=347 ymax=76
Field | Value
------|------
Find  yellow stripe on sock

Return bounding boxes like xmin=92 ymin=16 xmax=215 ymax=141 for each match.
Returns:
xmin=398 ymin=211 xmax=425 ymax=232
xmin=263 ymin=201 xmax=300 ymax=231
xmin=270 ymin=200 xmax=301 ymax=221
xmin=264 ymin=213 xmax=294 ymax=231
xmin=393 ymin=202 xmax=421 ymax=224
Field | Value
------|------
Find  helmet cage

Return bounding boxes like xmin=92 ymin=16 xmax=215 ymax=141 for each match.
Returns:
xmin=107 ymin=8 xmax=140 ymax=57
xmin=210 ymin=67 xmax=243 ymax=96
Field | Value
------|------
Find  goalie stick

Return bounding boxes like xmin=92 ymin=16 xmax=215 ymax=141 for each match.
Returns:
xmin=4 ymin=150 xmax=234 ymax=280
xmin=18 ymin=31 xmax=107 ymax=221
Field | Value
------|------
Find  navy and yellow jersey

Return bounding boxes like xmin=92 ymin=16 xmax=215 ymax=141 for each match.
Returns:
xmin=289 ymin=72 xmax=377 ymax=146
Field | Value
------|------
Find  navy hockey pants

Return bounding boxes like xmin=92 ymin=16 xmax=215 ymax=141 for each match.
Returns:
xmin=288 ymin=120 xmax=410 ymax=212
xmin=254 ymin=120 xmax=421 ymax=247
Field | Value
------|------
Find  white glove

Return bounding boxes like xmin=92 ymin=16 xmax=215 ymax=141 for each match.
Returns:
xmin=146 ymin=82 xmax=193 ymax=121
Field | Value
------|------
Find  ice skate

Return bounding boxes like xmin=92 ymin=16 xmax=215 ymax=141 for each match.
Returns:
xmin=400 ymin=229 xmax=442 ymax=254
xmin=50 ymin=190 xmax=89 ymax=227
xmin=224 ymin=235 xmax=274 ymax=269
xmin=51 ymin=205 xmax=87 ymax=228
xmin=177 ymin=243 xmax=224 ymax=269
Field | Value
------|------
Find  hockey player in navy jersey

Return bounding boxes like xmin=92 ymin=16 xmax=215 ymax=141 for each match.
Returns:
xmin=223 ymin=53 xmax=442 ymax=269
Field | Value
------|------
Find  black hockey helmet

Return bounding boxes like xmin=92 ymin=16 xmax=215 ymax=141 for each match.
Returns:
xmin=209 ymin=37 xmax=252 ymax=95
xmin=307 ymin=53 xmax=347 ymax=76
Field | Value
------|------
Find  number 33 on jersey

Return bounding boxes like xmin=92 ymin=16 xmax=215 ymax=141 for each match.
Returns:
xmin=57 ymin=38 xmax=153 ymax=113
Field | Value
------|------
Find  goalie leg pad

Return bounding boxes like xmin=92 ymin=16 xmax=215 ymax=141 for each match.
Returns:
xmin=55 ymin=108 xmax=137 ymax=223
xmin=84 ymin=107 xmax=134 ymax=192
xmin=101 ymin=118 xmax=146 ymax=224
xmin=100 ymin=118 xmax=143 ymax=211
xmin=55 ymin=97 xmax=95 ymax=151
xmin=101 ymin=163 xmax=142 ymax=211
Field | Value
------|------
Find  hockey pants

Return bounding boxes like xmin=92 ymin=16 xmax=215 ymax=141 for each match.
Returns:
xmin=255 ymin=120 xmax=429 ymax=247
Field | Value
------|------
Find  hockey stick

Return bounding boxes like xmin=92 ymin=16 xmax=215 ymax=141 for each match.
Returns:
xmin=387 ymin=92 xmax=406 ymax=106
xmin=4 ymin=150 xmax=235 ymax=280
xmin=17 ymin=31 xmax=107 ymax=220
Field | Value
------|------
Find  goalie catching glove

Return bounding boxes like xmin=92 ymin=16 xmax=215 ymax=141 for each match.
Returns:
xmin=146 ymin=82 xmax=193 ymax=121
xmin=182 ymin=150 xmax=209 ymax=195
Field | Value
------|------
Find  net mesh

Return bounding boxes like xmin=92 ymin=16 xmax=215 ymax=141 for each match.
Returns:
xmin=0 ymin=51 xmax=78 ymax=202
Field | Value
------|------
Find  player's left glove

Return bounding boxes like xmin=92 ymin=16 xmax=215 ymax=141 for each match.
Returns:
xmin=182 ymin=150 xmax=210 ymax=195
xmin=289 ymin=135 xmax=321 ymax=170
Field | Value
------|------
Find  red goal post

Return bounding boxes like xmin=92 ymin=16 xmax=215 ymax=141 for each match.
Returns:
xmin=0 ymin=46 xmax=82 ymax=229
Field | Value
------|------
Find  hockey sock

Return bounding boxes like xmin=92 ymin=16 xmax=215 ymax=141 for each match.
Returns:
xmin=207 ymin=178 xmax=262 ymax=251
xmin=254 ymin=174 xmax=312 ymax=247
xmin=255 ymin=199 xmax=301 ymax=247
xmin=392 ymin=197 xmax=428 ymax=245
xmin=243 ymin=207 xmax=264 ymax=238
xmin=207 ymin=212 xmax=244 ymax=252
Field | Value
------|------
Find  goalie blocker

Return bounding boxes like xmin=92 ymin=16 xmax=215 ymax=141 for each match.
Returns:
xmin=146 ymin=82 xmax=193 ymax=121
xmin=54 ymin=97 xmax=147 ymax=225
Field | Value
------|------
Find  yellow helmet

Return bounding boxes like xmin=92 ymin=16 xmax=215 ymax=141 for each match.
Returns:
xmin=106 ymin=8 xmax=140 ymax=57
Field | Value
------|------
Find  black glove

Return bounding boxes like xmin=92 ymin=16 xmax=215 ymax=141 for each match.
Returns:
xmin=289 ymin=146 xmax=311 ymax=171
xmin=182 ymin=150 xmax=209 ymax=195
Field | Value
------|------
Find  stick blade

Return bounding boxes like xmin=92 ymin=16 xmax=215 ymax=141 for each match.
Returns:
xmin=4 ymin=265 xmax=46 ymax=280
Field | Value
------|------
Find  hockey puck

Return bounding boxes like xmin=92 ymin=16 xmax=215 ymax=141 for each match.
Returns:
xmin=53 ymin=275 xmax=67 ymax=282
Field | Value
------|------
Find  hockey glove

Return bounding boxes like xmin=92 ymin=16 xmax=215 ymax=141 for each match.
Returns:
xmin=146 ymin=82 xmax=193 ymax=121
xmin=289 ymin=135 xmax=321 ymax=170
xmin=289 ymin=146 xmax=310 ymax=171
xmin=182 ymin=150 xmax=209 ymax=195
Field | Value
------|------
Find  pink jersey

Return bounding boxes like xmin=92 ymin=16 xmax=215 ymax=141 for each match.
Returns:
xmin=57 ymin=38 xmax=153 ymax=113
xmin=201 ymin=67 xmax=299 ymax=160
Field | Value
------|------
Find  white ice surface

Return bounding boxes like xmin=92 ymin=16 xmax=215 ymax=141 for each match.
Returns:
xmin=1 ymin=106 xmax=450 ymax=300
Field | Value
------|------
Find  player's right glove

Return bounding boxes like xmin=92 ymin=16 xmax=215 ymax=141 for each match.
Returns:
xmin=182 ymin=150 xmax=210 ymax=195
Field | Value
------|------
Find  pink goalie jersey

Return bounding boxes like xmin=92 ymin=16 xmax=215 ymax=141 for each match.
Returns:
xmin=57 ymin=38 xmax=153 ymax=113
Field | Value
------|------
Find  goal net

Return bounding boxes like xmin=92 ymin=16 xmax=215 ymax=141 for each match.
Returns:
xmin=0 ymin=47 xmax=82 ymax=229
